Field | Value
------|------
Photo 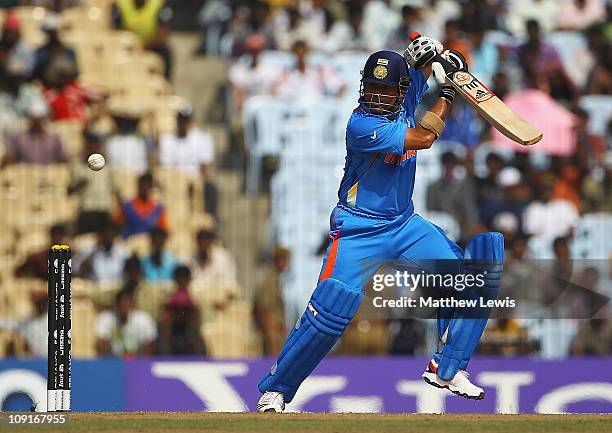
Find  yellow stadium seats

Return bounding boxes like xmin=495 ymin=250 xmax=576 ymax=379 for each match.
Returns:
xmin=202 ymin=322 xmax=261 ymax=358
xmin=72 ymin=298 xmax=97 ymax=358
xmin=135 ymin=281 xmax=174 ymax=318
xmin=124 ymin=233 xmax=150 ymax=256
xmin=49 ymin=120 xmax=84 ymax=160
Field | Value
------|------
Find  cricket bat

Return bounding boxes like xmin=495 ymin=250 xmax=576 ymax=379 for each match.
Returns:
xmin=447 ymin=70 xmax=543 ymax=146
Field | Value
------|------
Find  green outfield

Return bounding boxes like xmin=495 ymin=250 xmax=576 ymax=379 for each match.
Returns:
xmin=5 ymin=413 xmax=612 ymax=433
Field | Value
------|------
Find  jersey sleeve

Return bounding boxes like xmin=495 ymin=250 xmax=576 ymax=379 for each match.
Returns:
xmin=403 ymin=67 xmax=429 ymax=111
xmin=346 ymin=112 xmax=407 ymax=155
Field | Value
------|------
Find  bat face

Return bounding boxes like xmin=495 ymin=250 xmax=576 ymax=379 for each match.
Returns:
xmin=451 ymin=71 xmax=494 ymax=104
xmin=447 ymin=71 xmax=543 ymax=146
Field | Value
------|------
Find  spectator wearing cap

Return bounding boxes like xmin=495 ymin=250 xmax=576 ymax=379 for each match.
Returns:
xmin=190 ymin=228 xmax=238 ymax=289
xmin=106 ymin=102 xmax=153 ymax=174
xmin=32 ymin=13 xmax=79 ymax=86
xmin=0 ymin=10 xmax=34 ymax=77
xmin=1 ymin=99 xmax=67 ymax=167
xmin=480 ymin=167 xmax=531 ymax=236
xmin=158 ymin=265 xmax=206 ymax=355
xmin=159 ymin=103 xmax=218 ymax=219
xmin=426 ymin=152 xmax=478 ymax=236
xmin=254 ymin=246 xmax=289 ymax=355
xmin=112 ymin=0 xmax=174 ymax=78
xmin=95 ymin=289 xmax=157 ymax=356
xmin=68 ymin=133 xmax=115 ymax=234
xmin=114 ymin=172 xmax=169 ymax=238
xmin=272 ymin=40 xmax=346 ymax=102
xmin=140 ymin=227 xmax=177 ymax=283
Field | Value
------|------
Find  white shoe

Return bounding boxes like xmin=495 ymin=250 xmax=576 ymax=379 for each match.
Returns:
xmin=422 ymin=359 xmax=485 ymax=400
xmin=257 ymin=391 xmax=285 ymax=413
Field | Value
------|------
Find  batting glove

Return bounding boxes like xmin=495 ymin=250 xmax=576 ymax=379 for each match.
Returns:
xmin=403 ymin=33 xmax=443 ymax=70
xmin=432 ymin=49 xmax=468 ymax=103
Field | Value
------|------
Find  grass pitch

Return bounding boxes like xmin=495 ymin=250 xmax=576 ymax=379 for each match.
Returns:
xmin=5 ymin=413 xmax=612 ymax=433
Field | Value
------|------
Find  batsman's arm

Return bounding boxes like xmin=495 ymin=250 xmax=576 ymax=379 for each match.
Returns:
xmin=402 ymin=97 xmax=450 ymax=151
xmin=402 ymin=48 xmax=468 ymax=151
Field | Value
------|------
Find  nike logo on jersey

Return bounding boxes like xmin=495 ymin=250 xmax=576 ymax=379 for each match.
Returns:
xmin=370 ymin=131 xmax=377 ymax=140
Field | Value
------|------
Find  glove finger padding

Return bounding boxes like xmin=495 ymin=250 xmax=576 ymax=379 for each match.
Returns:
xmin=431 ymin=61 xmax=448 ymax=86
xmin=442 ymin=49 xmax=468 ymax=72
xmin=404 ymin=36 xmax=443 ymax=70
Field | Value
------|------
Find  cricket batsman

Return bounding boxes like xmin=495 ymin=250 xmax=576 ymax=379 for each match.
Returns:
xmin=257 ymin=33 xmax=504 ymax=412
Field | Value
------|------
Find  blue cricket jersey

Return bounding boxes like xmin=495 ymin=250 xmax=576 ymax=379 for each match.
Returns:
xmin=338 ymin=67 xmax=429 ymax=217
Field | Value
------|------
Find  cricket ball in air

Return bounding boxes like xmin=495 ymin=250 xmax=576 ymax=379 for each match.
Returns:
xmin=87 ymin=153 xmax=106 ymax=171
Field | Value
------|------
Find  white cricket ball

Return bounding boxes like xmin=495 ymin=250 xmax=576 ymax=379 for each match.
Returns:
xmin=87 ymin=153 xmax=106 ymax=171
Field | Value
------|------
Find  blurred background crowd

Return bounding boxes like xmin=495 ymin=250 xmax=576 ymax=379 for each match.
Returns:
xmin=0 ymin=0 xmax=610 ymax=362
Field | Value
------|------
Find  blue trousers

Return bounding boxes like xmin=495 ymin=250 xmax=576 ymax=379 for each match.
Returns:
xmin=317 ymin=205 xmax=463 ymax=287
xmin=259 ymin=204 xmax=472 ymax=402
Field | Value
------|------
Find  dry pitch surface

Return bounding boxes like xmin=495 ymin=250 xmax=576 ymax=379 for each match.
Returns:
xmin=4 ymin=413 xmax=612 ymax=433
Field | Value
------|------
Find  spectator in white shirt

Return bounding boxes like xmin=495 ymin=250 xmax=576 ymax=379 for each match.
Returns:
xmin=295 ymin=0 xmax=337 ymax=51
xmin=324 ymin=3 xmax=369 ymax=52
xmin=507 ymin=0 xmax=559 ymax=37
xmin=0 ymin=290 xmax=49 ymax=357
xmin=159 ymin=104 xmax=218 ymax=219
xmin=523 ymin=178 xmax=579 ymax=243
xmin=159 ymin=104 xmax=214 ymax=175
xmin=362 ymin=0 xmax=400 ymax=51
xmin=190 ymin=228 xmax=238 ymax=289
xmin=421 ymin=0 xmax=461 ymax=41
xmin=74 ymin=222 xmax=130 ymax=284
xmin=106 ymin=103 xmax=153 ymax=174
xmin=95 ymin=289 xmax=157 ymax=356
xmin=272 ymin=40 xmax=346 ymax=102
xmin=229 ymin=34 xmax=280 ymax=113
xmin=557 ymin=0 xmax=605 ymax=31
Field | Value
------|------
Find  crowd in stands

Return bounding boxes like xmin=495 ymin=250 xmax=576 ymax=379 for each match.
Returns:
xmin=0 ymin=0 xmax=610 ymax=360
xmin=0 ymin=1 xmax=248 ymax=359
xmin=211 ymin=0 xmax=611 ymax=358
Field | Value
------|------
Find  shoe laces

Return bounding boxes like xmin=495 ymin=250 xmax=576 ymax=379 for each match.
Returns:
xmin=260 ymin=392 xmax=281 ymax=404
xmin=459 ymin=370 xmax=470 ymax=379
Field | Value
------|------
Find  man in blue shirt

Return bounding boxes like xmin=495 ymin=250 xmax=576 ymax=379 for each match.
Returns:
xmin=257 ymin=34 xmax=504 ymax=412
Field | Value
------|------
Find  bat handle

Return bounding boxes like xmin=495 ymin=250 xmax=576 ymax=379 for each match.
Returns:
xmin=409 ymin=32 xmax=421 ymax=41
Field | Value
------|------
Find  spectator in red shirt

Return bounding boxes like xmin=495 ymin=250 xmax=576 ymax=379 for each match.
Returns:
xmin=114 ymin=171 xmax=169 ymax=238
xmin=42 ymin=58 xmax=105 ymax=122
